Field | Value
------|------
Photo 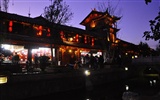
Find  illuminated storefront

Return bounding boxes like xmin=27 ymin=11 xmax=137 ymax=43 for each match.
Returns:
xmin=58 ymin=46 xmax=103 ymax=65
xmin=1 ymin=44 xmax=55 ymax=64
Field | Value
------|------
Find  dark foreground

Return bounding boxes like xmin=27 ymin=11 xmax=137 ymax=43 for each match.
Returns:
xmin=1 ymin=63 xmax=160 ymax=100
xmin=22 ymin=77 xmax=160 ymax=100
xmin=0 ymin=65 xmax=136 ymax=100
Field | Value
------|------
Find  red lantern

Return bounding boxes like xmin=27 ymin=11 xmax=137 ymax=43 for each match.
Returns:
xmin=60 ymin=31 xmax=64 ymax=39
xmin=47 ymin=28 xmax=51 ymax=37
xmin=9 ymin=21 xmax=13 ymax=26
xmin=91 ymin=38 xmax=94 ymax=46
xmin=37 ymin=26 xmax=42 ymax=36
xmin=39 ymin=26 xmax=42 ymax=30
xmin=84 ymin=36 xmax=87 ymax=44
xmin=76 ymin=34 xmax=79 ymax=42
xmin=8 ymin=27 xmax=12 ymax=32
xmin=8 ymin=21 xmax=13 ymax=32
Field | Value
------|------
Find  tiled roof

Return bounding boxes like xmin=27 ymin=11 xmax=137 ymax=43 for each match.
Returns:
xmin=53 ymin=23 xmax=99 ymax=37
xmin=0 ymin=11 xmax=50 ymax=26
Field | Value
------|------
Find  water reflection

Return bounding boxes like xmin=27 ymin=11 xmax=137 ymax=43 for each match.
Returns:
xmin=122 ymin=77 xmax=160 ymax=100
xmin=125 ymin=85 xmax=129 ymax=91
xmin=23 ymin=76 xmax=160 ymax=100
xmin=122 ymin=91 xmax=139 ymax=100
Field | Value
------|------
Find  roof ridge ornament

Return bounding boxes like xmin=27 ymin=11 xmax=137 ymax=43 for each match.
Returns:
xmin=28 ymin=7 xmax=31 ymax=17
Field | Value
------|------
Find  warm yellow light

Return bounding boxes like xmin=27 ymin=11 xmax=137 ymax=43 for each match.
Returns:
xmin=115 ymin=40 xmax=119 ymax=43
xmin=90 ymin=21 xmax=96 ymax=28
xmin=69 ymin=49 xmax=72 ymax=53
xmin=107 ymin=37 xmax=110 ymax=41
xmin=69 ymin=38 xmax=73 ymax=42
xmin=59 ymin=48 xmax=62 ymax=51
xmin=0 ymin=76 xmax=8 ymax=84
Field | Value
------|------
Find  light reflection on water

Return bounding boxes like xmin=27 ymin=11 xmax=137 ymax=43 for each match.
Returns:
xmin=23 ymin=77 xmax=160 ymax=100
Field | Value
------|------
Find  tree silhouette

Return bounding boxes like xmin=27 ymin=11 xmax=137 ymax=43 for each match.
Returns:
xmin=143 ymin=11 xmax=160 ymax=43
xmin=43 ymin=0 xmax=73 ymax=24
xmin=138 ymin=41 xmax=151 ymax=57
xmin=0 ymin=0 xmax=9 ymax=12
xmin=155 ymin=44 xmax=160 ymax=55
xmin=96 ymin=0 xmax=122 ymax=17
xmin=143 ymin=0 xmax=160 ymax=47
xmin=145 ymin=0 xmax=152 ymax=5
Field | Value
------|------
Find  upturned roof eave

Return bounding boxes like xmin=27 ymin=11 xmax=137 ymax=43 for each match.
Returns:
xmin=80 ymin=10 xmax=105 ymax=26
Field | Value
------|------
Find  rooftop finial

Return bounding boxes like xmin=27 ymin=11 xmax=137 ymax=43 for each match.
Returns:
xmin=93 ymin=8 xmax=96 ymax=11
xmin=28 ymin=7 xmax=31 ymax=17
xmin=12 ymin=0 xmax=14 ymax=6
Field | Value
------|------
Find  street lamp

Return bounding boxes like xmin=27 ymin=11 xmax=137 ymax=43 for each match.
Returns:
xmin=0 ymin=75 xmax=8 ymax=100
xmin=0 ymin=75 xmax=7 ymax=84
xmin=84 ymin=70 xmax=91 ymax=76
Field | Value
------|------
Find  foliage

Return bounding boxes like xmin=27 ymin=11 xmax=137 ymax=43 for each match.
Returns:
xmin=43 ymin=0 xmax=73 ymax=24
xmin=143 ymin=11 xmax=160 ymax=43
xmin=143 ymin=0 xmax=160 ymax=49
xmin=96 ymin=0 xmax=122 ymax=17
xmin=155 ymin=44 xmax=160 ymax=55
xmin=0 ymin=0 xmax=9 ymax=12
xmin=138 ymin=41 xmax=151 ymax=57
xmin=145 ymin=0 xmax=152 ymax=5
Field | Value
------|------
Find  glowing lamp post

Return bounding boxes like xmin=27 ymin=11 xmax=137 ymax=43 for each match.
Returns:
xmin=0 ymin=75 xmax=8 ymax=100
xmin=84 ymin=70 xmax=91 ymax=76
xmin=0 ymin=75 xmax=7 ymax=84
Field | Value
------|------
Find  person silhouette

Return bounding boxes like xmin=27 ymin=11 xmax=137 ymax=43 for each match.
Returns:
xmin=12 ymin=52 xmax=20 ymax=65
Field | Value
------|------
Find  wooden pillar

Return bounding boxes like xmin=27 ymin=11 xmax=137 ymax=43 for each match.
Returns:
xmin=50 ymin=44 xmax=53 ymax=64
xmin=55 ymin=47 xmax=59 ymax=66
xmin=54 ymin=45 xmax=60 ymax=66
xmin=27 ymin=48 xmax=32 ymax=65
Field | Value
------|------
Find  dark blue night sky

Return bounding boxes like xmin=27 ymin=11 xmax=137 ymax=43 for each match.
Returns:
xmin=7 ymin=0 xmax=160 ymax=49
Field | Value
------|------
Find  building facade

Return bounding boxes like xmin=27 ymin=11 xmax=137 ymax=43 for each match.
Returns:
xmin=0 ymin=10 xmax=139 ymax=67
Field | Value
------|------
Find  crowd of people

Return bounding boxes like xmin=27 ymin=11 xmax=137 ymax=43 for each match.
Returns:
xmin=0 ymin=51 xmax=50 ymax=71
xmin=1 ymin=50 xmax=107 ymax=71
xmin=66 ymin=54 xmax=105 ymax=69
xmin=0 ymin=52 xmax=20 ymax=65
xmin=26 ymin=54 xmax=50 ymax=71
xmin=83 ymin=54 xmax=104 ymax=69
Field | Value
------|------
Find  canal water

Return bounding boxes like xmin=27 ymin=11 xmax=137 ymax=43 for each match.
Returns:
xmin=23 ymin=76 xmax=160 ymax=100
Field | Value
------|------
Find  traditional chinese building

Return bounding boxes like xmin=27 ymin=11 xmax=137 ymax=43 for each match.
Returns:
xmin=0 ymin=9 xmax=139 ymax=67
xmin=80 ymin=9 xmax=121 ymax=61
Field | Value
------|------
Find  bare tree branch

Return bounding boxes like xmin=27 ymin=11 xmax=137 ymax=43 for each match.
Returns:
xmin=43 ymin=0 xmax=73 ymax=25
